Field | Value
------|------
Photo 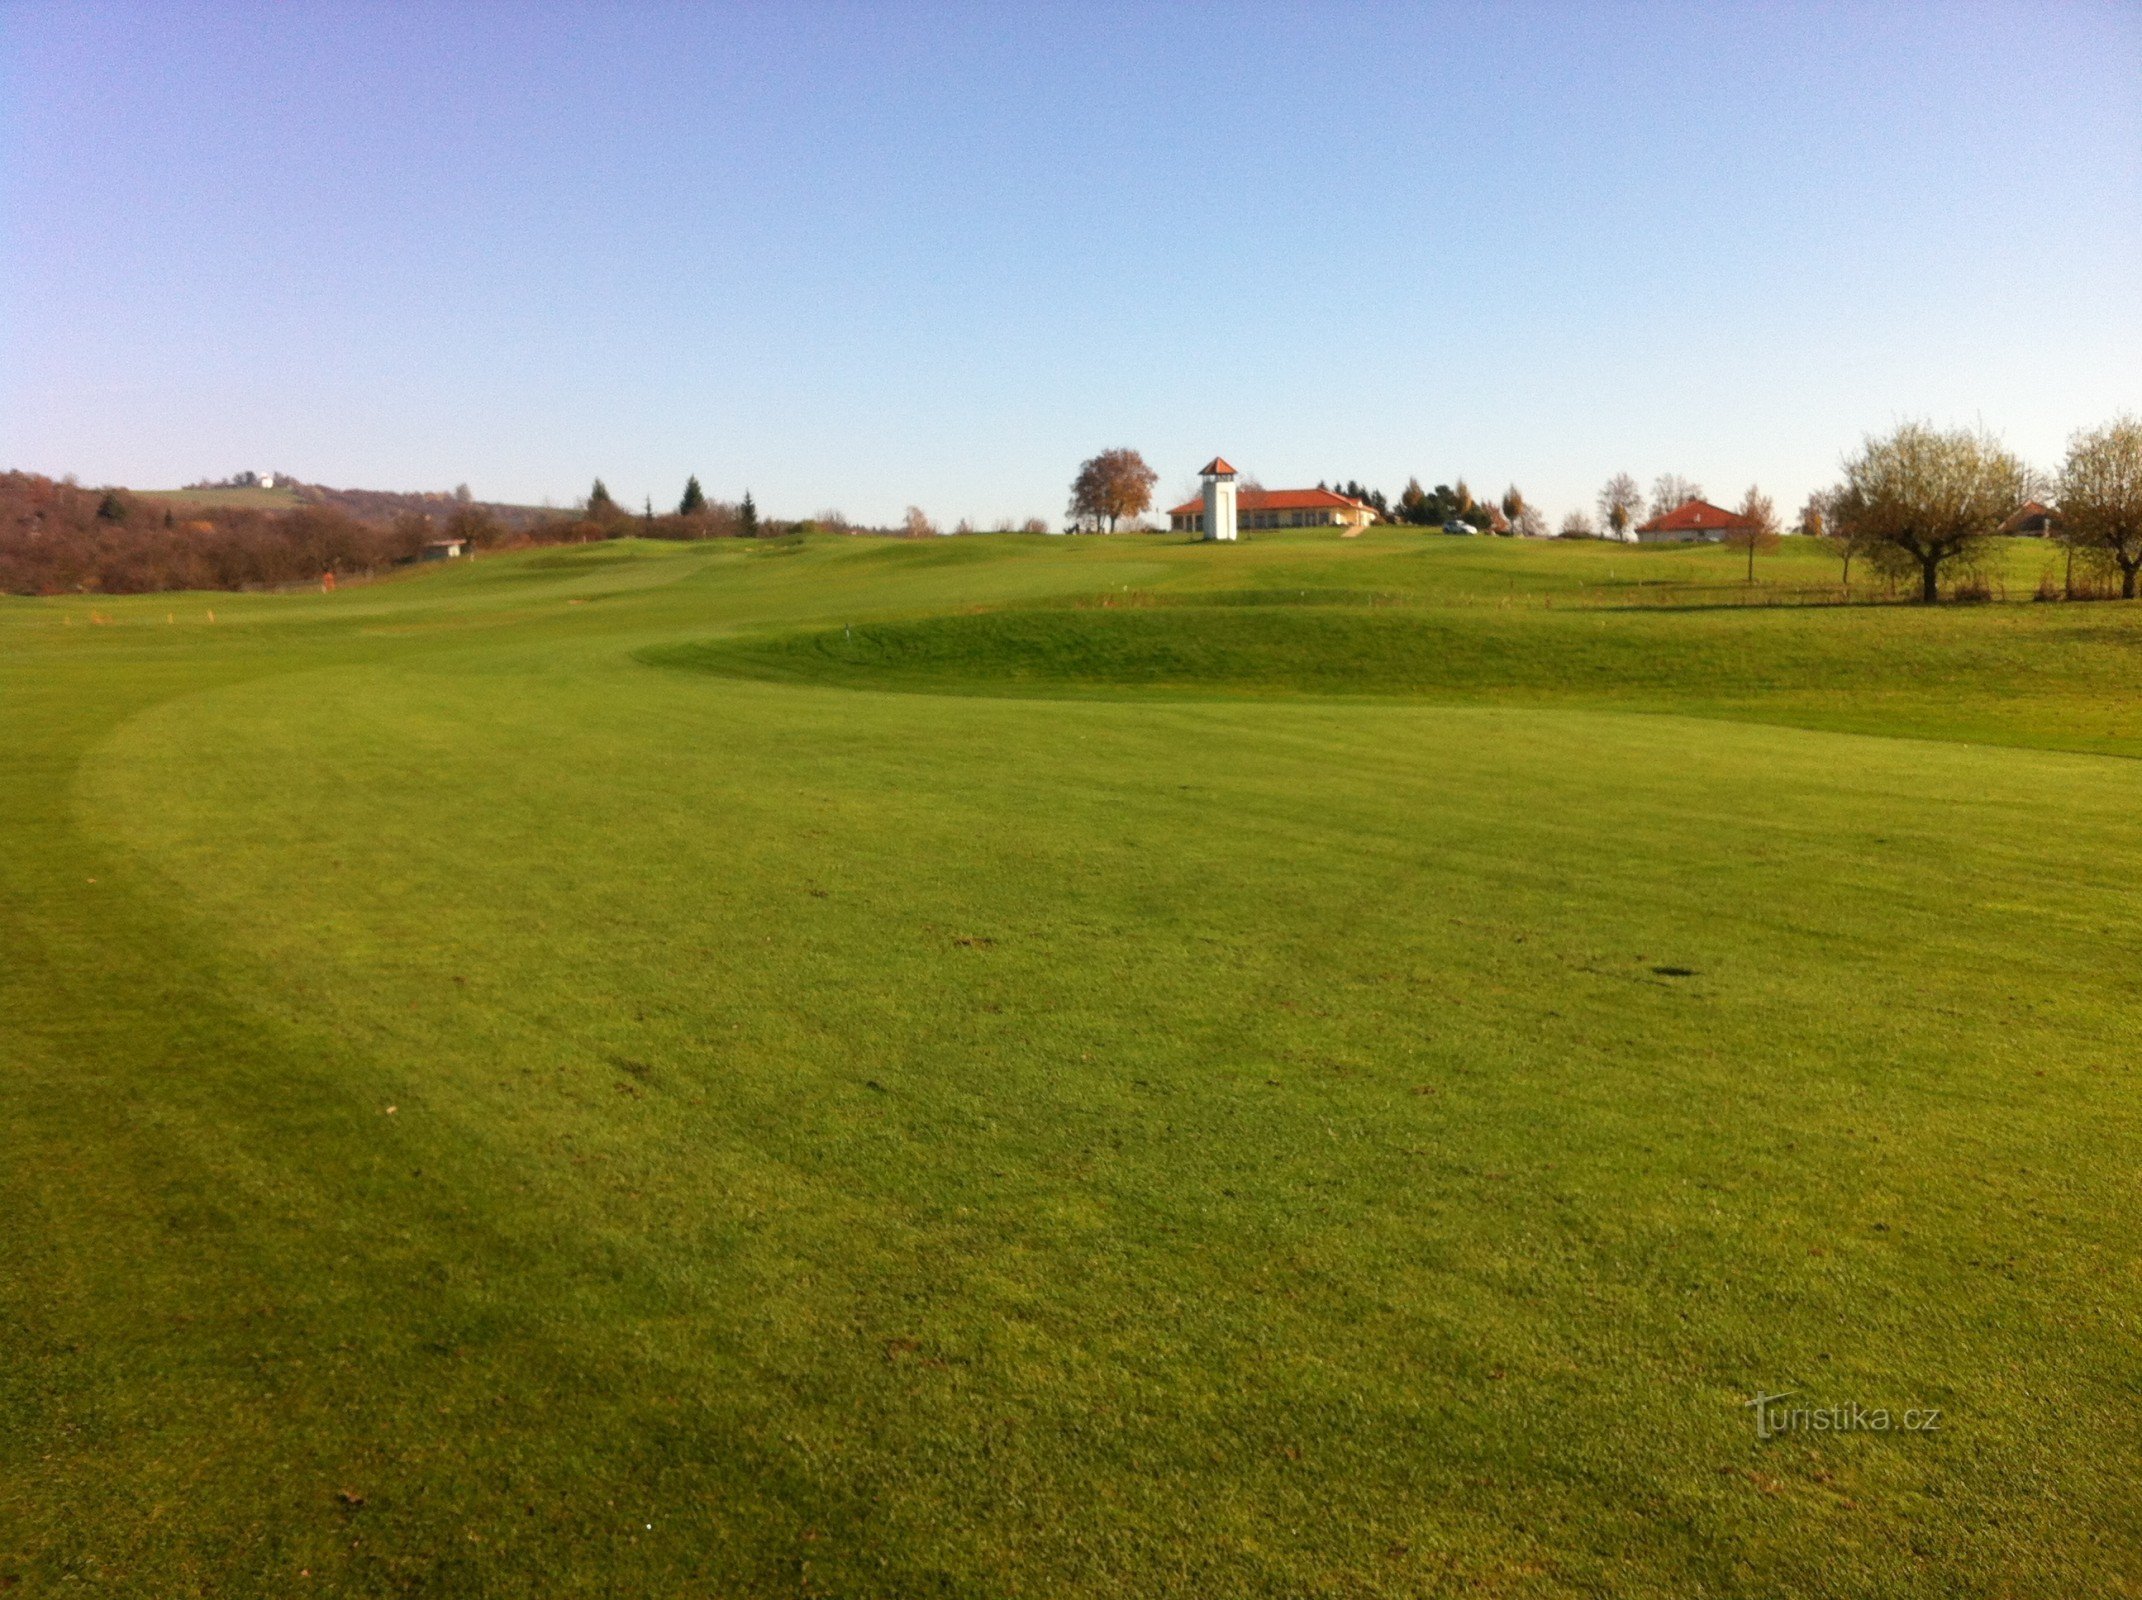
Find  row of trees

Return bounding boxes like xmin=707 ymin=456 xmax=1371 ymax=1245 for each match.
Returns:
xmin=0 ymin=474 xmax=455 ymax=594
xmin=0 ymin=470 xmax=782 ymax=595
xmin=1563 ymin=421 xmax=2142 ymax=603
xmin=1804 ymin=419 xmax=2139 ymax=602
xmin=0 ymin=463 xmax=1043 ymax=593
xmin=1314 ymin=477 xmax=1551 ymax=536
xmin=567 ymin=477 xmax=762 ymax=540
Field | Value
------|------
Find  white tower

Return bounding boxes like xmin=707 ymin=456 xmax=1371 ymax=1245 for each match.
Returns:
xmin=1200 ymin=456 xmax=1239 ymax=542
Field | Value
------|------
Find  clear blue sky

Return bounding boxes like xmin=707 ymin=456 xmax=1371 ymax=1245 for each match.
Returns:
xmin=4 ymin=2 xmax=2136 ymax=526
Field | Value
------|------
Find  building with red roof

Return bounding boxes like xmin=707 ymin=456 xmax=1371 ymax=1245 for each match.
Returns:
xmin=1168 ymin=485 xmax=1377 ymax=536
xmin=1998 ymin=500 xmax=2060 ymax=536
xmin=1632 ymin=498 xmax=1753 ymax=544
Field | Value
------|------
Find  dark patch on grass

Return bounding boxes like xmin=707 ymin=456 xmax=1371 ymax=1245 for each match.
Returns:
xmin=850 ymin=540 xmax=997 ymax=567
xmin=521 ymin=549 xmax=640 ymax=572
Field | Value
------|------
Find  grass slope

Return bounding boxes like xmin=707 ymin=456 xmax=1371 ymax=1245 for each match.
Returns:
xmin=134 ymin=485 xmax=307 ymax=511
xmin=5 ymin=531 xmax=2141 ymax=1597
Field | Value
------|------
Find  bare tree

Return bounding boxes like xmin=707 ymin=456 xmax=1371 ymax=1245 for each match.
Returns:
xmin=1559 ymin=509 xmax=1598 ymax=539
xmin=1648 ymin=474 xmax=1705 ymax=520
xmin=1796 ymin=488 xmax=1834 ymax=540
xmin=904 ymin=506 xmax=937 ymax=538
xmin=1723 ymin=485 xmax=1781 ymax=581
xmin=444 ymin=502 xmax=503 ymax=549
xmin=1514 ymin=505 xmax=1547 ymax=538
xmin=1832 ymin=423 xmax=2027 ymax=603
xmin=1068 ymin=448 xmax=1159 ymax=533
xmin=2058 ymin=416 xmax=2142 ymax=597
xmin=1597 ymin=474 xmax=1642 ymax=542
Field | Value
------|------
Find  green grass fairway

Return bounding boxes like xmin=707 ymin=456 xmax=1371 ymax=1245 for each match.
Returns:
xmin=6 ymin=531 xmax=2141 ymax=1596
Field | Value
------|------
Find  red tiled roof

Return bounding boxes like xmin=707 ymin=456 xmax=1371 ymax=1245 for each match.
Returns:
xmin=1635 ymin=498 xmax=1751 ymax=533
xmin=1999 ymin=500 xmax=2057 ymax=533
xmin=1167 ymin=487 xmax=1370 ymax=517
xmin=1198 ymin=457 xmax=1238 ymax=476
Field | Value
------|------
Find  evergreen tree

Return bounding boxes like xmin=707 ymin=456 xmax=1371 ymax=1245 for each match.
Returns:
xmin=679 ymin=476 xmax=706 ymax=516
xmin=588 ymin=478 xmax=617 ymax=514
xmin=740 ymin=490 xmax=759 ymax=538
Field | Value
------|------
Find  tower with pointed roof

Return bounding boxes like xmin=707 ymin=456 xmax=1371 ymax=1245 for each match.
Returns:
xmin=1199 ymin=456 xmax=1238 ymax=542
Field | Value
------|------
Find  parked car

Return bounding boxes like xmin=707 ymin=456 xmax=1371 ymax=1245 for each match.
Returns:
xmin=1442 ymin=520 xmax=1479 ymax=536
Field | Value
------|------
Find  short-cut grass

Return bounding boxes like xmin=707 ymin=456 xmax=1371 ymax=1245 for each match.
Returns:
xmin=5 ymin=530 xmax=2141 ymax=1596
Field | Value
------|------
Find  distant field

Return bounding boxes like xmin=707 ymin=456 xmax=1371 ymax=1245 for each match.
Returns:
xmin=133 ymin=484 xmax=309 ymax=510
xmin=5 ymin=530 xmax=2139 ymax=1596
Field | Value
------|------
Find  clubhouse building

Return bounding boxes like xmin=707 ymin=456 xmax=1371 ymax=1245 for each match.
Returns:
xmin=1168 ymin=466 xmax=1377 ymax=538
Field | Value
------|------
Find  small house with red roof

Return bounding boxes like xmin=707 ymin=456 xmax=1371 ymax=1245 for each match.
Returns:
xmin=1633 ymin=499 xmax=1752 ymax=544
xmin=1998 ymin=500 xmax=2060 ymax=536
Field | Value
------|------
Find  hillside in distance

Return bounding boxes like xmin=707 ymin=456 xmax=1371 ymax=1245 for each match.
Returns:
xmin=141 ymin=478 xmax=560 ymax=531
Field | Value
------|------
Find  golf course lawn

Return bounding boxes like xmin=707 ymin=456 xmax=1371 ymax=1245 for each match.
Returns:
xmin=5 ymin=530 xmax=2140 ymax=1596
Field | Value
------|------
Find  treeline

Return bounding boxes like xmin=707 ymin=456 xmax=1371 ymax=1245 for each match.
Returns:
xmin=0 ymin=472 xmax=806 ymax=595
xmin=559 ymin=477 xmax=763 ymax=543
xmin=0 ymin=474 xmax=453 ymax=595
xmin=1321 ymin=476 xmax=1539 ymax=535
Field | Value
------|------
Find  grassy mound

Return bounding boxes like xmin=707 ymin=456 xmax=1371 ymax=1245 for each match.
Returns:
xmin=655 ymin=598 xmax=2142 ymax=756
